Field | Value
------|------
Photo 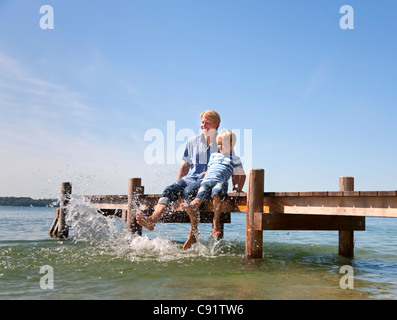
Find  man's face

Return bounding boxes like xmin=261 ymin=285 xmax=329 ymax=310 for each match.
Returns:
xmin=201 ymin=115 xmax=219 ymax=133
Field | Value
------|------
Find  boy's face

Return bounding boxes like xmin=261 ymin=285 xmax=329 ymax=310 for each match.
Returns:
xmin=217 ymin=140 xmax=232 ymax=154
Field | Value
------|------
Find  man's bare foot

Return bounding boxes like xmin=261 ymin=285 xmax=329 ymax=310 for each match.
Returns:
xmin=136 ymin=211 xmax=156 ymax=231
xmin=182 ymin=234 xmax=197 ymax=250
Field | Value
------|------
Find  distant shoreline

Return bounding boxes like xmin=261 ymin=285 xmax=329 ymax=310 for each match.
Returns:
xmin=0 ymin=197 xmax=59 ymax=207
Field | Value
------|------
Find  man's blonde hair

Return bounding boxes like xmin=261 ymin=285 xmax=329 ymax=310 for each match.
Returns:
xmin=216 ymin=130 xmax=237 ymax=148
xmin=201 ymin=110 xmax=221 ymax=129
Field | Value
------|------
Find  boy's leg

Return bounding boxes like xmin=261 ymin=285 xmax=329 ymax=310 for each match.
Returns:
xmin=212 ymin=195 xmax=222 ymax=239
xmin=211 ymin=182 xmax=227 ymax=240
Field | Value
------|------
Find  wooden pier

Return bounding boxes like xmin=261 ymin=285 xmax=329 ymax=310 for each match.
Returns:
xmin=49 ymin=169 xmax=397 ymax=259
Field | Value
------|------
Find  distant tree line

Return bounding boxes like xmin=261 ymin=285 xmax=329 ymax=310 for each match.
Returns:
xmin=0 ymin=197 xmax=58 ymax=207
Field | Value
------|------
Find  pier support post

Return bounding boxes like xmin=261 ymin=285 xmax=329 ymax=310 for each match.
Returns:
xmin=127 ymin=178 xmax=143 ymax=235
xmin=57 ymin=182 xmax=71 ymax=239
xmin=245 ymin=169 xmax=264 ymax=259
xmin=339 ymin=177 xmax=355 ymax=258
xmin=49 ymin=209 xmax=59 ymax=237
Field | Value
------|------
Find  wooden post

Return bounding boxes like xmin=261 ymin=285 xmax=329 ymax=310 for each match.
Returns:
xmin=339 ymin=177 xmax=355 ymax=258
xmin=49 ymin=208 xmax=59 ymax=237
xmin=127 ymin=178 xmax=143 ymax=235
xmin=57 ymin=182 xmax=72 ymax=239
xmin=245 ymin=169 xmax=264 ymax=259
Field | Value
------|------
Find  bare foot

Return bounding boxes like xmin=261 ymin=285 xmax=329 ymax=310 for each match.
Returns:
xmin=212 ymin=228 xmax=222 ymax=240
xmin=180 ymin=202 xmax=192 ymax=212
xmin=182 ymin=234 xmax=197 ymax=250
xmin=136 ymin=211 xmax=156 ymax=231
xmin=181 ymin=199 xmax=201 ymax=214
xmin=180 ymin=202 xmax=191 ymax=208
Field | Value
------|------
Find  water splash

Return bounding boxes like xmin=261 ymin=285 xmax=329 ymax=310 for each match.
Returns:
xmin=64 ymin=195 xmax=241 ymax=262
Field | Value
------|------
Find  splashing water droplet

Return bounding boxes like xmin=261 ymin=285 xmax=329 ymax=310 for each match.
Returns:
xmin=64 ymin=195 xmax=241 ymax=262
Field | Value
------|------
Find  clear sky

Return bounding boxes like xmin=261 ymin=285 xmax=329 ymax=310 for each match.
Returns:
xmin=0 ymin=0 xmax=396 ymax=198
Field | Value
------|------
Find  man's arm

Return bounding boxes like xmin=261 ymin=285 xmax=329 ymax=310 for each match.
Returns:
xmin=177 ymin=161 xmax=191 ymax=181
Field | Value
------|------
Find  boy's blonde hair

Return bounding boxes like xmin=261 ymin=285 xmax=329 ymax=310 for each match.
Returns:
xmin=217 ymin=130 xmax=237 ymax=148
xmin=201 ymin=110 xmax=221 ymax=129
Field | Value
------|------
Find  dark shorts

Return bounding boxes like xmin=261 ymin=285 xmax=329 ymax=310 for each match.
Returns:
xmin=158 ymin=179 xmax=202 ymax=206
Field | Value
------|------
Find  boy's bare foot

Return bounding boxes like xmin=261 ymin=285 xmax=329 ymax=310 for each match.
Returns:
xmin=136 ymin=211 xmax=156 ymax=231
xmin=182 ymin=234 xmax=197 ymax=250
xmin=180 ymin=202 xmax=193 ymax=214
xmin=212 ymin=228 xmax=222 ymax=240
xmin=181 ymin=199 xmax=201 ymax=214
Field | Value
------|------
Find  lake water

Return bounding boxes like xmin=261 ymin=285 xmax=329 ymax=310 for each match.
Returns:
xmin=1 ymin=197 xmax=397 ymax=300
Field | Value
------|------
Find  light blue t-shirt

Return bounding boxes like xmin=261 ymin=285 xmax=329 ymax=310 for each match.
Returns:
xmin=203 ymin=153 xmax=243 ymax=184
xmin=181 ymin=133 xmax=219 ymax=185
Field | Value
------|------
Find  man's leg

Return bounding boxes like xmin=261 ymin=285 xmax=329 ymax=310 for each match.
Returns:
xmin=137 ymin=180 xmax=186 ymax=231
xmin=136 ymin=203 xmax=167 ymax=231
xmin=183 ymin=180 xmax=202 ymax=203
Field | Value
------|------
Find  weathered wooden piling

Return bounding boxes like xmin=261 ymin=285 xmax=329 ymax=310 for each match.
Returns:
xmin=49 ymin=182 xmax=71 ymax=239
xmin=339 ymin=177 xmax=355 ymax=258
xmin=48 ymin=209 xmax=58 ymax=236
xmin=127 ymin=178 xmax=144 ymax=235
xmin=245 ymin=169 xmax=264 ymax=259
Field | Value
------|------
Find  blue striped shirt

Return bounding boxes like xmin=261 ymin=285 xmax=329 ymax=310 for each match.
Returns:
xmin=203 ymin=153 xmax=243 ymax=184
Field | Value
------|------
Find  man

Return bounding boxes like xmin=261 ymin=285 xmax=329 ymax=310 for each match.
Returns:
xmin=137 ymin=110 xmax=221 ymax=249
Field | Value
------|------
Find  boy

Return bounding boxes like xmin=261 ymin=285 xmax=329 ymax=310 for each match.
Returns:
xmin=182 ymin=130 xmax=246 ymax=250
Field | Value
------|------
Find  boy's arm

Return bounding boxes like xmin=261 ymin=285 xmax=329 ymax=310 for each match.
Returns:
xmin=202 ymin=153 xmax=214 ymax=179
xmin=232 ymin=169 xmax=246 ymax=192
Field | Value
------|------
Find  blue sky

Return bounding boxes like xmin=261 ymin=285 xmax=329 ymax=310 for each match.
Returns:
xmin=0 ymin=0 xmax=396 ymax=198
